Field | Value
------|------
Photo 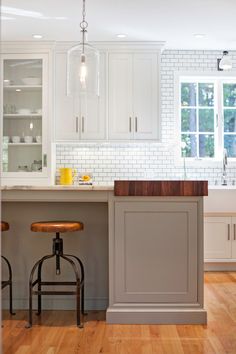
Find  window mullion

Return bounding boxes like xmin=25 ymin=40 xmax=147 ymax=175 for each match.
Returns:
xmin=218 ymin=80 xmax=223 ymax=158
xmin=196 ymin=83 xmax=199 ymax=158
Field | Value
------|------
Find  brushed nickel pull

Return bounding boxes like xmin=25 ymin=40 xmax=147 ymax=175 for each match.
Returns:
xmin=228 ymin=224 xmax=230 ymax=241
xmin=82 ymin=116 xmax=85 ymax=133
xmin=129 ymin=117 xmax=132 ymax=132
xmin=234 ymin=224 xmax=236 ymax=241
xmin=43 ymin=154 xmax=47 ymax=167
xmin=135 ymin=117 xmax=138 ymax=132
xmin=216 ymin=113 xmax=219 ymax=128
xmin=76 ymin=116 xmax=79 ymax=133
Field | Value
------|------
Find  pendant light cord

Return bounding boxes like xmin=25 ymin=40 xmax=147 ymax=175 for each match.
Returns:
xmin=80 ymin=0 xmax=88 ymax=54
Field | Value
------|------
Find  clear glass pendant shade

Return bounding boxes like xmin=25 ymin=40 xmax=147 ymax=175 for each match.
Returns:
xmin=67 ymin=42 xmax=99 ymax=97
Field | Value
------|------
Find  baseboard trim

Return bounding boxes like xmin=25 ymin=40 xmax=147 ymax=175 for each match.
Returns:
xmin=204 ymin=263 xmax=236 ymax=271
xmin=106 ymin=308 xmax=207 ymax=324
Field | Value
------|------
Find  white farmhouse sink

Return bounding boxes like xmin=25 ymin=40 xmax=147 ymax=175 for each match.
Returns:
xmin=205 ymin=188 xmax=236 ymax=213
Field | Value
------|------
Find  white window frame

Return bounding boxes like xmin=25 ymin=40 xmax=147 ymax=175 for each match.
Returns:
xmin=175 ymin=71 xmax=236 ymax=166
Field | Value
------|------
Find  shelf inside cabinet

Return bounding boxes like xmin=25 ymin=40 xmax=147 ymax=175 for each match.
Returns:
xmin=7 ymin=143 xmax=42 ymax=147
xmin=4 ymin=85 xmax=42 ymax=92
xmin=3 ymin=114 xmax=42 ymax=118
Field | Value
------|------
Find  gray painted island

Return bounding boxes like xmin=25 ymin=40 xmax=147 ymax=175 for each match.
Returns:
xmin=1 ymin=181 xmax=207 ymax=324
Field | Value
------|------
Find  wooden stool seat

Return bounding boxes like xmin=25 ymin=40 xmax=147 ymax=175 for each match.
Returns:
xmin=31 ymin=221 xmax=83 ymax=233
xmin=1 ymin=221 xmax=9 ymax=232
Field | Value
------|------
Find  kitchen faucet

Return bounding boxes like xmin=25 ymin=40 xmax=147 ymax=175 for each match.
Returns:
xmin=221 ymin=148 xmax=228 ymax=185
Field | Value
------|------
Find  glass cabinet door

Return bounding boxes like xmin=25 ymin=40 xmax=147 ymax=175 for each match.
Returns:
xmin=2 ymin=55 xmax=46 ymax=174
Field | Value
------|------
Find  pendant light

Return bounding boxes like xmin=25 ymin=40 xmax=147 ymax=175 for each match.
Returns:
xmin=217 ymin=51 xmax=232 ymax=71
xmin=67 ymin=0 xmax=99 ymax=96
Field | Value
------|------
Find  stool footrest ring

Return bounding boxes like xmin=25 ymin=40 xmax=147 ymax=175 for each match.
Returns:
xmin=39 ymin=281 xmax=77 ymax=286
xmin=33 ymin=290 xmax=77 ymax=296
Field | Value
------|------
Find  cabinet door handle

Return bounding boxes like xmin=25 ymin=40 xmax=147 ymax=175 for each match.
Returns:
xmin=82 ymin=116 xmax=85 ymax=133
xmin=129 ymin=117 xmax=132 ymax=132
xmin=234 ymin=224 xmax=236 ymax=241
xmin=228 ymin=224 xmax=230 ymax=241
xmin=43 ymin=154 xmax=47 ymax=168
xmin=135 ymin=117 xmax=138 ymax=132
xmin=76 ymin=116 xmax=79 ymax=133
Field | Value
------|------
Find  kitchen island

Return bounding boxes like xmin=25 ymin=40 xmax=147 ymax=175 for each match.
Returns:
xmin=1 ymin=181 xmax=208 ymax=324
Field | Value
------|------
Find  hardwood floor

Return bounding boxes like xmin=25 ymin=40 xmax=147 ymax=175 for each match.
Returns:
xmin=2 ymin=272 xmax=236 ymax=354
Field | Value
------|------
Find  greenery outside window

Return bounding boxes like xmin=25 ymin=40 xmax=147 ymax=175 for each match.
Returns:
xmin=180 ymin=77 xmax=236 ymax=159
xmin=223 ymin=83 xmax=236 ymax=157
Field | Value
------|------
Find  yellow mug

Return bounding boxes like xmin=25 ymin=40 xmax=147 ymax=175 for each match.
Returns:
xmin=59 ymin=168 xmax=76 ymax=185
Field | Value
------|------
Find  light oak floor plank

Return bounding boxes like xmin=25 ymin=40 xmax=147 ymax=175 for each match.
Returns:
xmin=2 ymin=272 xmax=236 ymax=354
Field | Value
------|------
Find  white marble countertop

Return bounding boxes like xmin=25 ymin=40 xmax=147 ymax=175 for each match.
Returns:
xmin=1 ymin=184 xmax=114 ymax=191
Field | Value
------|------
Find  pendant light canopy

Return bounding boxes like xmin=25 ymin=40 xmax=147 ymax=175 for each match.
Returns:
xmin=67 ymin=0 xmax=99 ymax=96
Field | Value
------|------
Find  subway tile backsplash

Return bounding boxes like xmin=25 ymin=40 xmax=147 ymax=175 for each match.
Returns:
xmin=56 ymin=49 xmax=236 ymax=185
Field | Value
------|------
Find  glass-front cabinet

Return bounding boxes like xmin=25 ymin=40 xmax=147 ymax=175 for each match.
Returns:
xmin=1 ymin=53 xmax=50 ymax=185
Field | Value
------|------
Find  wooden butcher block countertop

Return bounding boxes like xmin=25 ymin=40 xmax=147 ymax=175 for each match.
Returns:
xmin=114 ymin=180 xmax=208 ymax=196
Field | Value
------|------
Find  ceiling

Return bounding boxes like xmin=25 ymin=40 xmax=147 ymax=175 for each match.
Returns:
xmin=1 ymin=0 xmax=236 ymax=50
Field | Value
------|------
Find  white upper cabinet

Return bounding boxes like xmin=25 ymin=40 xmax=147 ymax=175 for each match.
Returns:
xmin=133 ymin=54 xmax=159 ymax=140
xmin=108 ymin=52 xmax=160 ymax=140
xmin=55 ymin=43 xmax=162 ymax=142
xmin=108 ymin=54 xmax=133 ymax=140
xmin=55 ymin=53 xmax=76 ymax=141
xmin=55 ymin=51 xmax=106 ymax=141
xmin=1 ymin=47 xmax=53 ymax=186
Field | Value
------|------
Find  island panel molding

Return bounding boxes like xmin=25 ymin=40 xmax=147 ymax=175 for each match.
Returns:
xmin=114 ymin=180 xmax=208 ymax=197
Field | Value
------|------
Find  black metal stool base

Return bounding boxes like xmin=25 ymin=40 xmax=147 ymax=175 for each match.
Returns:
xmin=1 ymin=255 xmax=15 ymax=315
xmin=26 ymin=233 xmax=85 ymax=328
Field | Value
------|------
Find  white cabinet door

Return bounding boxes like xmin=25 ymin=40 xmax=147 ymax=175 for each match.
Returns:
xmin=114 ymin=201 xmax=198 ymax=303
xmin=80 ymin=53 xmax=106 ymax=140
xmin=108 ymin=53 xmax=159 ymax=141
xmin=55 ymin=53 xmax=79 ymax=141
xmin=1 ymin=52 xmax=51 ymax=185
xmin=133 ymin=54 xmax=159 ymax=140
xmin=231 ymin=217 xmax=236 ymax=259
xmin=55 ymin=52 xmax=106 ymax=141
xmin=108 ymin=53 xmax=133 ymax=140
xmin=204 ymin=217 xmax=231 ymax=259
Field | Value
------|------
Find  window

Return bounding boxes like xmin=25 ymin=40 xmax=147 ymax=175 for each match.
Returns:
xmin=179 ymin=77 xmax=236 ymax=159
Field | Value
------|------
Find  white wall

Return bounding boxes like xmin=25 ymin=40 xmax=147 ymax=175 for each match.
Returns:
xmin=56 ymin=50 xmax=236 ymax=185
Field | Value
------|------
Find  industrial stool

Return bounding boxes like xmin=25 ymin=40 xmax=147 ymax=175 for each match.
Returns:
xmin=1 ymin=221 xmax=15 ymax=315
xmin=27 ymin=221 xmax=85 ymax=328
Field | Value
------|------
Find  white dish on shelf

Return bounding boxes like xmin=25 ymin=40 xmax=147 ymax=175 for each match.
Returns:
xmin=35 ymin=136 xmax=42 ymax=143
xmin=24 ymin=136 xmax=33 ymax=143
xmin=17 ymin=108 xmax=31 ymax=115
xmin=12 ymin=136 xmax=21 ymax=143
xmin=22 ymin=77 xmax=41 ymax=85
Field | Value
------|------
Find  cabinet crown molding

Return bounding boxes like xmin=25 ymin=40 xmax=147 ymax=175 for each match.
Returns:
xmin=1 ymin=41 xmax=56 ymax=53
xmin=1 ymin=41 xmax=165 ymax=53
xmin=54 ymin=41 xmax=166 ymax=53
